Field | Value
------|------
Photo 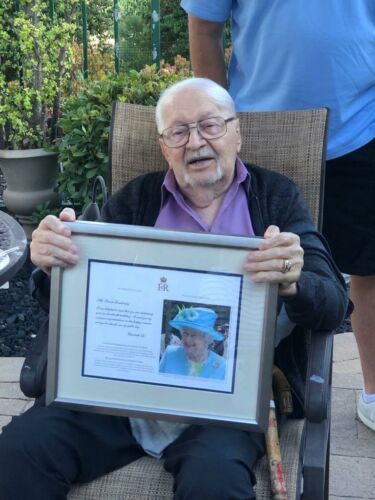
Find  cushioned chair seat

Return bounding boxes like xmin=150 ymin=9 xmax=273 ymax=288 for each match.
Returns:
xmin=68 ymin=419 xmax=303 ymax=500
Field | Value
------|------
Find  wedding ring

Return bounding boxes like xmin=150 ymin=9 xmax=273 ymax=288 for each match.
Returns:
xmin=281 ymin=259 xmax=292 ymax=274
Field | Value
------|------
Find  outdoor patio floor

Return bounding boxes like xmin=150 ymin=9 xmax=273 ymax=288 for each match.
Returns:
xmin=1 ymin=331 xmax=374 ymax=499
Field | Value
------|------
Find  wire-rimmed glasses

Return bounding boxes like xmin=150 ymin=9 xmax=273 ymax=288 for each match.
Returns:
xmin=160 ymin=116 xmax=236 ymax=148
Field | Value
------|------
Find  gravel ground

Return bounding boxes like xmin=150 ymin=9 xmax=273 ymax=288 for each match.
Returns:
xmin=0 ymin=258 xmax=352 ymax=357
xmin=0 ymin=256 xmax=47 ymax=357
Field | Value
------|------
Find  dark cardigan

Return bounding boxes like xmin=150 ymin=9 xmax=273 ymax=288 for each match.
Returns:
xmin=102 ymin=163 xmax=348 ymax=332
xmin=32 ymin=163 xmax=349 ymax=411
xmin=100 ymin=163 xmax=350 ymax=413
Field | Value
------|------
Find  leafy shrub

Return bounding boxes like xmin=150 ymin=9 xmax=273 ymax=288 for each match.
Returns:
xmin=55 ymin=59 xmax=191 ymax=211
xmin=0 ymin=0 xmax=78 ymax=149
xmin=65 ymin=42 xmax=116 ymax=95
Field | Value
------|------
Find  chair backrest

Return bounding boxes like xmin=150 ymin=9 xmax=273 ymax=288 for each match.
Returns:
xmin=68 ymin=103 xmax=330 ymax=500
xmin=109 ymin=103 xmax=328 ymax=229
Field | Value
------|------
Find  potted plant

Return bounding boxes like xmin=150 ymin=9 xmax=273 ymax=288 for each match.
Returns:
xmin=0 ymin=0 xmax=77 ymax=236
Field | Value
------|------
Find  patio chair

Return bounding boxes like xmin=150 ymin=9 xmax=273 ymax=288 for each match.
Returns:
xmin=68 ymin=104 xmax=331 ymax=500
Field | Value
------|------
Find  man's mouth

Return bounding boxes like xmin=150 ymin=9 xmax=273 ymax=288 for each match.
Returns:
xmin=187 ymin=156 xmax=214 ymax=167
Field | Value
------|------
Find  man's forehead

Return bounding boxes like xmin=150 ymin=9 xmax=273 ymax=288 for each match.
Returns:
xmin=163 ymin=89 xmax=225 ymax=124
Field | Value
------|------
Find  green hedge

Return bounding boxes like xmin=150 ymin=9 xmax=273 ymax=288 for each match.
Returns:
xmin=55 ymin=60 xmax=191 ymax=211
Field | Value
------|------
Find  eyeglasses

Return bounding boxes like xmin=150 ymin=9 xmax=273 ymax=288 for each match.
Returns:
xmin=160 ymin=116 xmax=236 ymax=148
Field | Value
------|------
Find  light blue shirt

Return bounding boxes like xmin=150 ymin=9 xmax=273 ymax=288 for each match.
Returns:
xmin=181 ymin=0 xmax=375 ymax=159
xmin=160 ymin=346 xmax=226 ymax=380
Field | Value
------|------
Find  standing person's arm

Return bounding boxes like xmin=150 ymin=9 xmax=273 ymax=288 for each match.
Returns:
xmin=188 ymin=15 xmax=228 ymax=88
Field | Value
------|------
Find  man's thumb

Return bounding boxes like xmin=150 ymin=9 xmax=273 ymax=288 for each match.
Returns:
xmin=264 ymin=225 xmax=280 ymax=239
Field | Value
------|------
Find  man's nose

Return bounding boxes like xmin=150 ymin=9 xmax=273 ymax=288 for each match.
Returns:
xmin=186 ymin=126 xmax=207 ymax=148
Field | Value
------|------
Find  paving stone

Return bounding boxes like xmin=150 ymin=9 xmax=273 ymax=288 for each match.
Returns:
xmin=357 ymin=419 xmax=375 ymax=440
xmin=333 ymin=332 xmax=358 ymax=362
xmin=0 ymin=415 xmax=12 ymax=432
xmin=0 ymin=381 xmax=27 ymax=399
xmin=0 ymin=397 xmax=30 ymax=416
xmin=329 ymin=455 xmax=375 ymax=499
xmin=0 ymin=357 xmax=25 ymax=381
xmin=332 ymin=333 xmax=362 ymax=390
xmin=23 ymin=399 xmax=34 ymax=412
xmin=333 ymin=362 xmax=363 ymax=390
xmin=331 ymin=435 xmax=375 ymax=459
xmin=333 ymin=372 xmax=363 ymax=390
xmin=331 ymin=387 xmax=357 ymax=437
xmin=333 ymin=357 xmax=362 ymax=375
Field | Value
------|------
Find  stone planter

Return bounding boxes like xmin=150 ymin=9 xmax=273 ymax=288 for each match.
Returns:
xmin=0 ymin=148 xmax=61 ymax=238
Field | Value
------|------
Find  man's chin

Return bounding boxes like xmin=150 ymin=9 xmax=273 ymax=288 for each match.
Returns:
xmin=184 ymin=167 xmax=223 ymax=188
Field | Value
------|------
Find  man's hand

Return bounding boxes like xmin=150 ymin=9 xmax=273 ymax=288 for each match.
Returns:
xmin=244 ymin=225 xmax=304 ymax=296
xmin=30 ymin=208 xmax=79 ymax=276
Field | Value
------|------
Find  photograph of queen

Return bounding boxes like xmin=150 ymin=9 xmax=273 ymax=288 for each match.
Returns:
xmin=159 ymin=307 xmax=226 ymax=380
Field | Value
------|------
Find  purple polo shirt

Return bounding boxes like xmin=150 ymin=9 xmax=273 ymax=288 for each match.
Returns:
xmin=131 ymin=158 xmax=255 ymax=458
xmin=155 ymin=158 xmax=255 ymax=236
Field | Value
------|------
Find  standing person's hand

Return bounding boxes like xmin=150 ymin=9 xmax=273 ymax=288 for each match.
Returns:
xmin=244 ymin=225 xmax=304 ymax=296
xmin=30 ymin=208 xmax=79 ymax=276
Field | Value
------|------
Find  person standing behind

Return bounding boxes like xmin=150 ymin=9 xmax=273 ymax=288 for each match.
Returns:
xmin=181 ymin=0 xmax=375 ymax=431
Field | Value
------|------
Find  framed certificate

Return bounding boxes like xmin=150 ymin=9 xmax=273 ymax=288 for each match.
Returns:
xmin=46 ymin=221 xmax=278 ymax=432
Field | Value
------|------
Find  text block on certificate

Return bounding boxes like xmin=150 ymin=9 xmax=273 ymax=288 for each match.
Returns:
xmin=83 ymin=260 xmax=242 ymax=394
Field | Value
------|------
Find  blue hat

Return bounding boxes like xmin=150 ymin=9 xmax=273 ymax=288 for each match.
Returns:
xmin=169 ymin=307 xmax=223 ymax=341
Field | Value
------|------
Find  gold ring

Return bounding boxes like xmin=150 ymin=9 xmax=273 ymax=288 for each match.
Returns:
xmin=281 ymin=259 xmax=292 ymax=274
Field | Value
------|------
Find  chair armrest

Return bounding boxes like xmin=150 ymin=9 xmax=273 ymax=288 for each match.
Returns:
xmin=302 ymin=414 xmax=331 ymax=499
xmin=304 ymin=330 xmax=333 ymax=423
xmin=30 ymin=268 xmax=51 ymax=312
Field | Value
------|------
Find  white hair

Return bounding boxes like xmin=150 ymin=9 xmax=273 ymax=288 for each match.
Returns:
xmin=155 ymin=77 xmax=236 ymax=133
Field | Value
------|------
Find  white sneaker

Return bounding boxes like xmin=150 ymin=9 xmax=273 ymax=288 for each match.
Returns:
xmin=357 ymin=396 xmax=375 ymax=431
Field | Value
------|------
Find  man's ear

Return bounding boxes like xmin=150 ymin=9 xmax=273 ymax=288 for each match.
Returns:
xmin=159 ymin=138 xmax=173 ymax=169
xmin=235 ymin=119 xmax=242 ymax=153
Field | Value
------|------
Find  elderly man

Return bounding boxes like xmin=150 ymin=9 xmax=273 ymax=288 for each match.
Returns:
xmin=0 ymin=78 xmax=348 ymax=500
